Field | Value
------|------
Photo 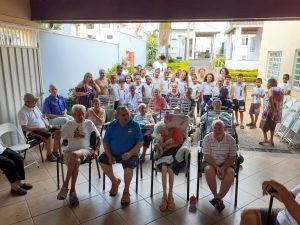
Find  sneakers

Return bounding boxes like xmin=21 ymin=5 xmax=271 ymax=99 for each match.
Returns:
xmin=47 ymin=153 xmax=57 ymax=162
xmin=209 ymin=198 xmax=225 ymax=212
xmin=62 ymin=139 xmax=68 ymax=146
xmin=11 ymin=188 xmax=27 ymax=196
xmin=109 ymin=179 xmax=121 ymax=196
xmin=246 ymin=122 xmax=253 ymax=126
xmin=20 ymin=183 xmax=33 ymax=190
xmin=121 ymin=191 xmax=131 ymax=206
xmin=249 ymin=124 xmax=257 ymax=129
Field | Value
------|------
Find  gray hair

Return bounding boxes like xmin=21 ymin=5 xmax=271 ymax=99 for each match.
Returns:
xmin=72 ymin=104 xmax=86 ymax=114
xmin=152 ymin=121 xmax=167 ymax=139
xmin=212 ymin=119 xmax=225 ymax=129
xmin=49 ymin=84 xmax=57 ymax=90
xmin=137 ymin=103 xmax=147 ymax=111
xmin=116 ymin=106 xmax=130 ymax=117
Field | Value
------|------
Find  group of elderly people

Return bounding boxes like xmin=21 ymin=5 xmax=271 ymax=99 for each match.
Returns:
xmin=1 ymin=62 xmax=298 ymax=225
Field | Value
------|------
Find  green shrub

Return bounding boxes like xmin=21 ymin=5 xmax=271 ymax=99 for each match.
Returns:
xmin=168 ymin=60 xmax=190 ymax=73
xmin=66 ymin=88 xmax=76 ymax=114
xmin=107 ymin=63 xmax=134 ymax=77
xmin=228 ymin=69 xmax=258 ymax=82
xmin=213 ymin=57 xmax=225 ymax=67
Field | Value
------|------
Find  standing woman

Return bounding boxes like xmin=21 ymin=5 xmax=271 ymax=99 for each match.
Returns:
xmin=219 ymin=67 xmax=229 ymax=79
xmin=178 ymin=70 xmax=189 ymax=95
xmin=201 ymin=73 xmax=216 ymax=113
xmin=259 ymin=78 xmax=283 ymax=147
xmin=95 ymin=69 xmax=109 ymax=95
xmin=75 ymin=72 xmax=101 ymax=110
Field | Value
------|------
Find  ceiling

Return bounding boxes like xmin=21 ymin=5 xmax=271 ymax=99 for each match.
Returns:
xmin=30 ymin=0 xmax=300 ymax=22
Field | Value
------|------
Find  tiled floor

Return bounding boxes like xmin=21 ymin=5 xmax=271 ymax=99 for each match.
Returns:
xmin=0 ymin=140 xmax=299 ymax=225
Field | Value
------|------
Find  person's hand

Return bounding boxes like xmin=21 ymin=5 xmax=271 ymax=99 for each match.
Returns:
xmin=40 ymin=127 xmax=49 ymax=132
xmin=217 ymin=166 xmax=224 ymax=179
xmin=91 ymin=150 xmax=98 ymax=158
xmin=108 ymin=156 xmax=116 ymax=164
xmin=121 ymin=152 xmax=132 ymax=161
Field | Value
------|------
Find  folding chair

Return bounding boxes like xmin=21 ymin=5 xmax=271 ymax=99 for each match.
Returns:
xmin=98 ymin=95 xmax=115 ymax=109
xmin=23 ymin=131 xmax=44 ymax=162
xmin=0 ymin=123 xmax=39 ymax=168
xmin=150 ymin=114 xmax=191 ymax=200
xmin=283 ymin=117 xmax=300 ymax=149
xmin=168 ymin=97 xmax=181 ymax=109
xmin=56 ymin=131 xmax=101 ymax=192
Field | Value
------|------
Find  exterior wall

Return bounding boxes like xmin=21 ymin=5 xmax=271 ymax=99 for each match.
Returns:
xmin=226 ymin=60 xmax=259 ymax=70
xmin=258 ymin=21 xmax=300 ymax=100
xmin=118 ymin=32 xmax=146 ymax=67
xmin=39 ymin=31 xmax=118 ymax=97
xmin=0 ymin=0 xmax=37 ymax=26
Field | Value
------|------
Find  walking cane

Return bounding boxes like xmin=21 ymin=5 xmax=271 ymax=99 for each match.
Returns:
xmin=267 ymin=196 xmax=274 ymax=225
xmin=58 ymin=140 xmax=65 ymax=183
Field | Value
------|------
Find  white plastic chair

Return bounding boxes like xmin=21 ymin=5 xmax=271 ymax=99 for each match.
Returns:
xmin=277 ymin=112 xmax=297 ymax=140
xmin=0 ymin=123 xmax=39 ymax=168
xmin=283 ymin=117 xmax=300 ymax=149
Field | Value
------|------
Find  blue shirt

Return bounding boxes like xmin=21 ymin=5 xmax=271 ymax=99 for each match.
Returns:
xmin=44 ymin=95 xmax=67 ymax=115
xmin=103 ymin=119 xmax=143 ymax=156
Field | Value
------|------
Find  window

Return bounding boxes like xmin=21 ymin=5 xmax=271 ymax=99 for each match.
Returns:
xmin=102 ymin=24 xmax=110 ymax=28
xmin=266 ymin=51 xmax=282 ymax=80
xmin=241 ymin=36 xmax=248 ymax=45
xmin=86 ymin=24 xmax=94 ymax=29
xmin=250 ymin=37 xmax=256 ymax=52
xmin=292 ymin=50 xmax=300 ymax=88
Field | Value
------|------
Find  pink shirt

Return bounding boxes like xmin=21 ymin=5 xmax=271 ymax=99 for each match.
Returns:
xmin=148 ymin=96 xmax=168 ymax=113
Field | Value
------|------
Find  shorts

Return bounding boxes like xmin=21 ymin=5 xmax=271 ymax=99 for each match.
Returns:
xmin=249 ymin=103 xmax=261 ymax=115
xmin=260 ymin=116 xmax=277 ymax=132
xmin=98 ymin=152 xmax=138 ymax=169
xmin=260 ymin=208 xmax=281 ymax=225
xmin=201 ymin=160 xmax=235 ymax=173
xmin=29 ymin=127 xmax=59 ymax=141
xmin=64 ymin=148 xmax=91 ymax=166
xmin=142 ymin=128 xmax=154 ymax=148
xmin=232 ymin=99 xmax=245 ymax=112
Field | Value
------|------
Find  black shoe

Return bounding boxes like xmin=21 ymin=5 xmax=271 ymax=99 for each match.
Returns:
xmin=209 ymin=198 xmax=225 ymax=212
xmin=249 ymin=124 xmax=257 ymax=129
xmin=20 ymin=183 xmax=33 ymax=190
xmin=246 ymin=123 xmax=253 ymax=126
xmin=62 ymin=139 xmax=68 ymax=146
xmin=11 ymin=188 xmax=27 ymax=196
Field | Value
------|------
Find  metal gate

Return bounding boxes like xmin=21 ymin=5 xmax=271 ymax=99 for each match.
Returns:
xmin=0 ymin=22 xmax=43 ymax=145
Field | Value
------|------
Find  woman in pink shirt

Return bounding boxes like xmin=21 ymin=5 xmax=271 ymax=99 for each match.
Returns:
xmin=148 ymin=88 xmax=169 ymax=114
xmin=85 ymin=99 xmax=106 ymax=132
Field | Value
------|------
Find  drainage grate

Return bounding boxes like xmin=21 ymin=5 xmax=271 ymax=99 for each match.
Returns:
xmin=241 ymin=148 xmax=294 ymax=154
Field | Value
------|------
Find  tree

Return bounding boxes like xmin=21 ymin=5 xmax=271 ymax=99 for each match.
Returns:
xmin=159 ymin=22 xmax=172 ymax=60
xmin=146 ymin=35 xmax=158 ymax=65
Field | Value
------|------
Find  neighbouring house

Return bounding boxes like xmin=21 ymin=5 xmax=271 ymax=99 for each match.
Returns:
xmin=258 ymin=21 xmax=300 ymax=100
xmin=224 ymin=21 xmax=263 ymax=70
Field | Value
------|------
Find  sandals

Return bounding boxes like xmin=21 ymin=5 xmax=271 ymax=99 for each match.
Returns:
xmin=167 ymin=195 xmax=175 ymax=211
xmin=20 ymin=183 xmax=33 ymax=190
xmin=57 ymin=186 xmax=69 ymax=200
xmin=121 ymin=191 xmax=131 ymax=206
xmin=160 ymin=196 xmax=168 ymax=212
xmin=259 ymin=140 xmax=274 ymax=146
xmin=11 ymin=188 xmax=27 ymax=196
xmin=109 ymin=179 xmax=121 ymax=196
xmin=240 ymin=125 xmax=245 ymax=129
xmin=209 ymin=198 xmax=225 ymax=212
xmin=69 ymin=192 xmax=79 ymax=207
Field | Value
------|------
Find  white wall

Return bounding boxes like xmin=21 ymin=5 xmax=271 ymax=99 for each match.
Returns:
xmin=226 ymin=60 xmax=259 ymax=70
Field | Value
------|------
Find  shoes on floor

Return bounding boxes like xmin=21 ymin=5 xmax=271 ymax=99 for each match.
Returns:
xmin=109 ymin=178 xmax=121 ymax=196
xmin=47 ymin=153 xmax=57 ymax=162
xmin=11 ymin=188 xmax=27 ymax=196
xmin=121 ymin=191 xmax=131 ymax=206
xmin=20 ymin=183 xmax=33 ymax=190
xmin=209 ymin=198 xmax=225 ymax=212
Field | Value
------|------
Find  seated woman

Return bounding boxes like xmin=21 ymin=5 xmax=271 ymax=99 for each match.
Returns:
xmin=148 ymin=88 xmax=169 ymax=114
xmin=56 ymin=104 xmax=100 ymax=207
xmin=85 ymin=98 xmax=106 ymax=133
xmin=0 ymin=142 xmax=33 ymax=195
xmin=152 ymin=121 xmax=184 ymax=212
xmin=134 ymin=103 xmax=155 ymax=162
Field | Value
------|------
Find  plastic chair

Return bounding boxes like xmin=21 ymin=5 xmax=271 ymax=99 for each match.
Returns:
xmin=0 ymin=123 xmax=39 ymax=168
xmin=150 ymin=114 xmax=191 ymax=200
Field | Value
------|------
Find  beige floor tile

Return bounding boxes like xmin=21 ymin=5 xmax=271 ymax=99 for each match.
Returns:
xmin=222 ymin=188 xmax=257 ymax=209
xmin=215 ymin=209 xmax=242 ymax=225
xmin=10 ymin=219 xmax=34 ymax=225
xmin=82 ymin=212 xmax=126 ymax=225
xmin=27 ymin=191 xmax=67 ymax=217
xmin=147 ymin=217 xmax=174 ymax=225
xmin=33 ymin=206 xmax=79 ymax=225
xmin=0 ymin=189 xmax=26 ymax=207
xmin=117 ymin=199 xmax=162 ymax=225
xmin=165 ymin=206 xmax=212 ymax=225
xmin=73 ymin=181 xmax=99 ymax=201
xmin=24 ymin=167 xmax=52 ymax=184
xmin=71 ymin=195 xmax=113 ymax=223
xmin=25 ymin=178 xmax=57 ymax=199
xmin=0 ymin=202 xmax=31 ymax=225
xmin=135 ymin=177 xmax=163 ymax=198
xmin=239 ymin=177 xmax=264 ymax=198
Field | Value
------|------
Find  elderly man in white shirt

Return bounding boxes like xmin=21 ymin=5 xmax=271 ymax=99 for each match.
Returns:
xmin=202 ymin=119 xmax=236 ymax=212
xmin=124 ymin=84 xmax=142 ymax=112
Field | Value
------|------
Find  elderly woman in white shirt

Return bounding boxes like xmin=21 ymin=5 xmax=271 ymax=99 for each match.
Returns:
xmin=134 ymin=103 xmax=155 ymax=162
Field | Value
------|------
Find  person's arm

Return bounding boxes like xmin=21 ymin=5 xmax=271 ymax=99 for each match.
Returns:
xmin=21 ymin=125 xmax=48 ymax=132
xmin=84 ymin=111 xmax=89 ymax=119
xmin=122 ymin=141 xmax=144 ymax=160
xmin=91 ymin=80 xmax=101 ymax=94
xmin=74 ymin=85 xmax=89 ymax=97
xmin=204 ymin=154 xmax=218 ymax=169
xmin=262 ymin=180 xmax=300 ymax=224
xmin=103 ymin=142 xmax=116 ymax=163
xmin=142 ymin=85 xmax=145 ymax=97
xmin=244 ymin=84 xmax=247 ymax=101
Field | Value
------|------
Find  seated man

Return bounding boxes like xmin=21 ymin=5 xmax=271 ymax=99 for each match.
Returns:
xmin=202 ymin=119 xmax=236 ymax=212
xmin=98 ymin=106 xmax=143 ymax=205
xmin=200 ymin=99 xmax=232 ymax=135
xmin=56 ymin=104 xmax=100 ymax=206
xmin=124 ymin=84 xmax=143 ymax=112
xmin=206 ymin=86 xmax=232 ymax=111
xmin=0 ymin=141 xmax=33 ymax=196
xmin=18 ymin=93 xmax=59 ymax=162
xmin=240 ymin=180 xmax=300 ymax=225
xmin=44 ymin=84 xmax=73 ymax=127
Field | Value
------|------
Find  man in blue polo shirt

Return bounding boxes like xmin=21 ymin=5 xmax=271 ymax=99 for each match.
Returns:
xmin=98 ymin=106 xmax=143 ymax=205
xmin=43 ymin=84 xmax=73 ymax=127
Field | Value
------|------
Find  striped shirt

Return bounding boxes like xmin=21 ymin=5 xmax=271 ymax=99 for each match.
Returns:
xmin=202 ymin=132 xmax=236 ymax=165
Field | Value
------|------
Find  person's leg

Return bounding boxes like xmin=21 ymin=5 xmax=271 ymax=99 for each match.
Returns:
xmin=240 ymin=112 xmax=244 ymax=125
xmin=3 ymin=148 xmax=25 ymax=180
xmin=0 ymin=154 xmax=22 ymax=191
xmin=240 ymin=209 xmax=262 ymax=225
xmin=254 ymin=114 xmax=259 ymax=126
xmin=167 ymin=167 xmax=175 ymax=210
xmin=269 ymin=127 xmax=275 ymax=146
xmin=216 ymin=167 xmax=235 ymax=199
xmin=250 ymin=114 xmax=254 ymax=124
xmin=100 ymin=163 xmax=118 ymax=184
xmin=69 ymin=154 xmax=81 ymax=193
xmin=204 ymin=165 xmax=218 ymax=197
xmin=44 ymin=137 xmax=53 ymax=156
xmin=123 ymin=168 xmax=133 ymax=194
xmin=160 ymin=166 xmax=168 ymax=211
xmin=63 ymin=152 xmax=79 ymax=188
xmin=234 ymin=111 xmax=239 ymax=124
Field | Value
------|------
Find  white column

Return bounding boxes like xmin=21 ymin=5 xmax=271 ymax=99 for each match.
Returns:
xmin=233 ymin=27 xmax=242 ymax=69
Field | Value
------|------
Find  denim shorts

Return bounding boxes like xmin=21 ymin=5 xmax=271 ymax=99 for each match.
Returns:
xmin=98 ymin=152 xmax=138 ymax=169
